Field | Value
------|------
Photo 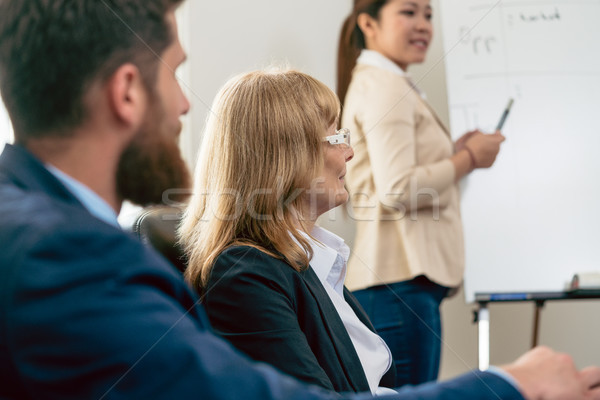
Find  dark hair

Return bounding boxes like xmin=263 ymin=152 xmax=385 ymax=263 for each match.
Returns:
xmin=336 ymin=0 xmax=388 ymax=107
xmin=0 ymin=0 xmax=183 ymax=143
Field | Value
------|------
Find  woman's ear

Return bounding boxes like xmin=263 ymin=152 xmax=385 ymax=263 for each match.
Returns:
xmin=356 ymin=12 xmax=378 ymax=40
xmin=106 ymin=63 xmax=147 ymax=129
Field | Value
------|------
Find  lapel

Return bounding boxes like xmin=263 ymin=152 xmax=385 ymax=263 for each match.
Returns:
xmin=344 ymin=288 xmax=396 ymax=388
xmin=423 ymin=98 xmax=451 ymax=138
xmin=0 ymin=144 xmax=83 ymax=207
xmin=300 ymin=267 xmax=370 ymax=392
xmin=344 ymin=288 xmax=376 ymax=332
xmin=403 ymin=77 xmax=452 ymax=139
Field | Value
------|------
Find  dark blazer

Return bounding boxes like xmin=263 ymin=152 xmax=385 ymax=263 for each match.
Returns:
xmin=204 ymin=245 xmax=396 ymax=393
xmin=0 ymin=144 xmax=524 ymax=400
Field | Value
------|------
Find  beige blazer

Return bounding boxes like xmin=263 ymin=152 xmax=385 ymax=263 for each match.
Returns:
xmin=342 ymin=64 xmax=464 ymax=290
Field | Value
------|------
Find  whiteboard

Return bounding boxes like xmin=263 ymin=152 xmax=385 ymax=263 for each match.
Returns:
xmin=439 ymin=0 xmax=600 ymax=302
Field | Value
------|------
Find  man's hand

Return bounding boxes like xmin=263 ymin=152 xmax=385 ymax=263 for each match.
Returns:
xmin=502 ymin=346 xmax=600 ymax=400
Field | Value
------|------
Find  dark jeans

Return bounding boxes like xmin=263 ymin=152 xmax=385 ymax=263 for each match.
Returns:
xmin=352 ymin=276 xmax=449 ymax=388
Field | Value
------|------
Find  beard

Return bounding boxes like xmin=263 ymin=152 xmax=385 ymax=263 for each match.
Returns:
xmin=116 ymin=97 xmax=191 ymax=207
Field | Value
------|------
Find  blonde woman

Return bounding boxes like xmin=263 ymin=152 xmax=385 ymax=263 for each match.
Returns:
xmin=179 ymin=69 xmax=397 ymax=395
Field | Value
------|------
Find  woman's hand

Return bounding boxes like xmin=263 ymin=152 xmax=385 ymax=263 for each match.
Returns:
xmin=464 ymin=130 xmax=505 ymax=168
xmin=454 ymin=129 xmax=480 ymax=152
xmin=451 ymin=130 xmax=505 ymax=181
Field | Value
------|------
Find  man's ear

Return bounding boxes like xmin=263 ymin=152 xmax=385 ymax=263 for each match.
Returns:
xmin=107 ymin=64 xmax=147 ymax=128
xmin=357 ymin=12 xmax=378 ymax=40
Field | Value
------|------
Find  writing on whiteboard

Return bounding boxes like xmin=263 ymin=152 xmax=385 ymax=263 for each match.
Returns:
xmin=459 ymin=27 xmax=497 ymax=55
xmin=509 ymin=7 xmax=561 ymax=25
xmin=459 ymin=6 xmax=563 ymax=56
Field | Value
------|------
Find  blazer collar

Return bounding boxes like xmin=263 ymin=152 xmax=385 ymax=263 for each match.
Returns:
xmin=419 ymin=97 xmax=451 ymax=138
xmin=343 ymin=288 xmax=376 ymax=332
xmin=356 ymin=54 xmax=452 ymax=138
xmin=300 ymin=267 xmax=371 ymax=392
xmin=343 ymin=289 xmax=397 ymax=389
xmin=0 ymin=144 xmax=82 ymax=207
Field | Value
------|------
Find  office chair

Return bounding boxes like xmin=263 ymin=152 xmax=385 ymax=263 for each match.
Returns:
xmin=131 ymin=205 xmax=187 ymax=274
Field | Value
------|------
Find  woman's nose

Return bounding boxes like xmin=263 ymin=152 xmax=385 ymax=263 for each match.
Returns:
xmin=344 ymin=145 xmax=354 ymax=162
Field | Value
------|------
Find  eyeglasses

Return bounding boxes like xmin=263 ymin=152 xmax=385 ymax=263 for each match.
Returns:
xmin=322 ymin=128 xmax=351 ymax=147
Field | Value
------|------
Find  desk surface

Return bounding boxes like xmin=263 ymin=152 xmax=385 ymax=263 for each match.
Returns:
xmin=475 ymin=290 xmax=600 ymax=303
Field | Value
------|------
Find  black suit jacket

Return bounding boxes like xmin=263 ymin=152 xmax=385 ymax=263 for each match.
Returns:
xmin=204 ymin=245 xmax=396 ymax=393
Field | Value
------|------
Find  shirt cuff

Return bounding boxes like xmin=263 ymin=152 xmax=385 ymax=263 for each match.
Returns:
xmin=487 ymin=365 xmax=522 ymax=392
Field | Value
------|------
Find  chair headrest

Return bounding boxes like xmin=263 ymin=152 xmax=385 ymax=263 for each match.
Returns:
xmin=131 ymin=206 xmax=187 ymax=273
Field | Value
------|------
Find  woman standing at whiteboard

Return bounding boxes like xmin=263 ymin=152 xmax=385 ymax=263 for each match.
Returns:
xmin=337 ymin=0 xmax=505 ymax=387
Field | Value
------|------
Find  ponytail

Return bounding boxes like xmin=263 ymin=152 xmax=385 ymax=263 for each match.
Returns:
xmin=336 ymin=14 xmax=361 ymax=108
xmin=336 ymin=0 xmax=388 ymax=109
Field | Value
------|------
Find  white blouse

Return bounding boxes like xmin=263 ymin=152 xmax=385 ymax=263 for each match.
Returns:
xmin=304 ymin=226 xmax=396 ymax=395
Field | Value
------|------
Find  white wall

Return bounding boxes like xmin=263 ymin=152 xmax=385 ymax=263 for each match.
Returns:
xmin=181 ymin=0 xmax=600 ymax=379
xmin=180 ymin=0 xmax=351 ymax=165
xmin=0 ymin=102 xmax=13 ymax=149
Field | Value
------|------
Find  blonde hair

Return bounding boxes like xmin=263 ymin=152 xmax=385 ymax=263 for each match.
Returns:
xmin=179 ymin=69 xmax=340 ymax=291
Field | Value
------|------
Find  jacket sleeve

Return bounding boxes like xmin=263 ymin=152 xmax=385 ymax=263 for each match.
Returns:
xmin=4 ymin=227 xmax=524 ymax=400
xmin=388 ymin=370 xmax=525 ymax=400
xmin=203 ymin=246 xmax=336 ymax=391
xmin=2 ymin=220 xmax=337 ymax=400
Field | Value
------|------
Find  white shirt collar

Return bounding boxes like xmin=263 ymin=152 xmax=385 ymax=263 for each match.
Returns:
xmin=356 ymin=49 xmax=426 ymax=99
xmin=356 ymin=49 xmax=406 ymax=76
xmin=46 ymin=164 xmax=119 ymax=227
xmin=301 ymin=226 xmax=350 ymax=297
